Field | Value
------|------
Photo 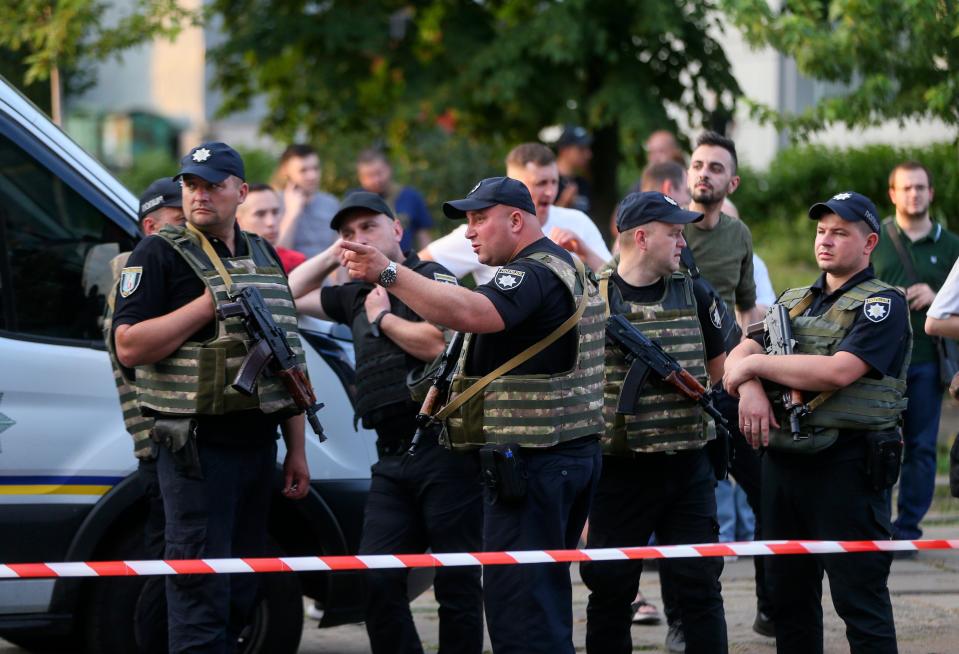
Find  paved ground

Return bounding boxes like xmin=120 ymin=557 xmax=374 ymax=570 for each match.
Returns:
xmin=294 ymin=525 xmax=959 ymax=653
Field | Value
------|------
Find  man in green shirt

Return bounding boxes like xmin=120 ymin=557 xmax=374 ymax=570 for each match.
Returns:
xmin=872 ymin=160 xmax=959 ymax=544
xmin=684 ymin=131 xmax=762 ymax=328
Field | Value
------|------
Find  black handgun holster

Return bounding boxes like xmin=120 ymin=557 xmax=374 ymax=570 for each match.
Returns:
xmin=865 ymin=430 xmax=903 ymax=492
xmin=479 ymin=443 xmax=527 ymax=504
xmin=151 ymin=418 xmax=203 ymax=480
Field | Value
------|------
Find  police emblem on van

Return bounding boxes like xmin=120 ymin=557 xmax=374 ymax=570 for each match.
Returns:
xmin=119 ymin=266 xmax=143 ymax=297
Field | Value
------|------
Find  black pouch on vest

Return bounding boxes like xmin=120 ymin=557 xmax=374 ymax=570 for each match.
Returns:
xmin=949 ymin=434 xmax=959 ymax=499
xmin=479 ymin=443 xmax=527 ymax=504
xmin=865 ymin=430 xmax=903 ymax=492
xmin=152 ymin=418 xmax=202 ymax=480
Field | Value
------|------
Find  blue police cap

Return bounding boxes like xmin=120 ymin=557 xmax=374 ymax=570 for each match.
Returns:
xmin=808 ymin=192 xmax=880 ymax=234
xmin=331 ymin=191 xmax=396 ymax=231
xmin=138 ymin=177 xmax=182 ymax=220
xmin=442 ymin=176 xmax=536 ymax=219
xmin=616 ymin=191 xmax=703 ymax=232
xmin=174 ymin=142 xmax=245 ymax=184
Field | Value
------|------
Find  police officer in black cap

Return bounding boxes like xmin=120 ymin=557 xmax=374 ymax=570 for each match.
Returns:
xmin=724 ymin=192 xmax=909 ymax=654
xmin=339 ymin=176 xmax=605 ymax=654
xmin=289 ymin=191 xmax=483 ymax=654
xmin=582 ymin=192 xmax=728 ymax=654
xmin=112 ymin=142 xmax=311 ymax=653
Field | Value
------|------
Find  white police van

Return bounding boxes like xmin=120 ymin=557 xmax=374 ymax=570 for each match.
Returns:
xmin=0 ymin=77 xmax=397 ymax=653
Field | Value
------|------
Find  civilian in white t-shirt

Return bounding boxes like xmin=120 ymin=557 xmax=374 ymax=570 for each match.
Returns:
xmin=420 ymin=143 xmax=611 ymax=283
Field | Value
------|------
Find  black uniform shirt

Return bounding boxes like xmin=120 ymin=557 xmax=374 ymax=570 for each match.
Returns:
xmin=112 ymin=223 xmax=287 ymax=444
xmin=755 ymin=265 xmax=910 ymax=460
xmin=611 ymin=272 xmax=728 ymax=362
xmin=468 ymin=238 xmax=577 ymax=376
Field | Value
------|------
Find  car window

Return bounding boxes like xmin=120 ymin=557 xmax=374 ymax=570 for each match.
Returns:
xmin=0 ymin=132 xmax=135 ymax=343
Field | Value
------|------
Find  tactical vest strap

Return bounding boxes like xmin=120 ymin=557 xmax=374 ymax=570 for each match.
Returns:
xmin=187 ymin=222 xmax=238 ymax=292
xmin=436 ymin=255 xmax=590 ymax=422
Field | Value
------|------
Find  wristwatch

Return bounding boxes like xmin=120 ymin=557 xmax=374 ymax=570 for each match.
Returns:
xmin=378 ymin=261 xmax=398 ymax=287
xmin=370 ymin=309 xmax=390 ymax=338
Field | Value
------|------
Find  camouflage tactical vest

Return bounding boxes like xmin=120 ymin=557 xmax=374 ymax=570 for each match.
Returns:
xmin=601 ymin=271 xmax=713 ymax=454
xmin=134 ymin=225 xmax=304 ymax=418
xmin=103 ymin=252 xmax=155 ymax=460
xmin=766 ymin=278 xmax=911 ymax=449
xmin=444 ymin=252 xmax=606 ymax=449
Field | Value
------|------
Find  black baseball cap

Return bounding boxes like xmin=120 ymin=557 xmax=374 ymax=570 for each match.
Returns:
xmin=442 ymin=176 xmax=536 ymax=219
xmin=174 ymin=142 xmax=245 ymax=183
xmin=331 ymin=191 xmax=396 ymax=231
xmin=616 ymin=191 xmax=703 ymax=231
xmin=138 ymin=177 xmax=182 ymax=220
xmin=556 ymin=124 xmax=592 ymax=149
xmin=808 ymin=191 xmax=880 ymax=234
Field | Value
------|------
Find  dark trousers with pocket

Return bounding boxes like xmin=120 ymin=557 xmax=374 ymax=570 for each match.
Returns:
xmin=360 ymin=420 xmax=484 ymax=654
xmin=763 ymin=448 xmax=898 ymax=654
xmin=483 ymin=439 xmax=602 ymax=654
xmin=582 ymin=449 xmax=727 ymax=654
xmin=157 ymin=438 xmax=276 ymax=654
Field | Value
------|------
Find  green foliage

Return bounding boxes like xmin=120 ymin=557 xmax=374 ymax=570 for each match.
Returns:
xmin=0 ymin=1 xmax=194 ymax=89
xmin=735 ymin=141 xmax=959 ymax=293
xmin=115 ymin=148 xmax=178 ymax=196
xmin=207 ymin=0 xmax=741 ymax=222
xmin=720 ymin=0 xmax=959 ymax=136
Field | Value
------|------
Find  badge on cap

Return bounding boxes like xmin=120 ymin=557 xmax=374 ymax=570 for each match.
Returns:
xmin=192 ymin=147 xmax=212 ymax=163
xmin=863 ymin=296 xmax=891 ymax=323
xmin=664 ymin=194 xmax=679 ymax=207
xmin=469 ymin=181 xmax=482 ymax=195
xmin=119 ymin=266 xmax=143 ymax=298
xmin=494 ymin=268 xmax=525 ymax=291
xmin=832 ymin=192 xmax=852 ymax=201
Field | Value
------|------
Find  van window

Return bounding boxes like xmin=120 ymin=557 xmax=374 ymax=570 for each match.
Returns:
xmin=0 ymin=132 xmax=134 ymax=343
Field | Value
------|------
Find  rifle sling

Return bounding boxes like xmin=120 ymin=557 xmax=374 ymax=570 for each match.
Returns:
xmin=186 ymin=222 xmax=236 ymax=293
xmin=785 ymin=292 xmax=834 ymax=412
xmin=435 ymin=256 xmax=589 ymax=422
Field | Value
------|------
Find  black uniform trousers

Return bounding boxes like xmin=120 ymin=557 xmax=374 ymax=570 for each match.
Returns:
xmin=582 ymin=449 xmax=727 ymax=654
xmin=763 ymin=447 xmax=897 ymax=654
xmin=483 ymin=439 xmax=602 ymax=654
xmin=662 ymin=387 xmax=772 ymax=624
xmin=359 ymin=417 xmax=484 ymax=654
xmin=158 ymin=438 xmax=276 ymax=654
xmin=136 ymin=458 xmax=169 ymax=654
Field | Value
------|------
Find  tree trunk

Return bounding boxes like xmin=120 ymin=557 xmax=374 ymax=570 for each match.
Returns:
xmin=590 ymin=122 xmax=620 ymax=243
xmin=50 ymin=64 xmax=61 ymax=126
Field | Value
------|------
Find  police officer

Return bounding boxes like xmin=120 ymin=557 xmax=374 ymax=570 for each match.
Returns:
xmin=724 ymin=192 xmax=909 ymax=654
xmin=288 ymin=191 xmax=483 ymax=654
xmin=112 ymin=143 xmax=311 ymax=654
xmin=582 ymin=192 xmax=728 ymax=654
xmin=339 ymin=176 xmax=605 ymax=654
xmin=103 ymin=177 xmax=185 ymax=654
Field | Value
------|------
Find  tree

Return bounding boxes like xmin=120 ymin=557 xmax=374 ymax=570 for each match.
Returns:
xmin=720 ymin=0 xmax=959 ymax=138
xmin=0 ymin=0 xmax=194 ymax=125
xmin=209 ymin=0 xmax=741 ymax=225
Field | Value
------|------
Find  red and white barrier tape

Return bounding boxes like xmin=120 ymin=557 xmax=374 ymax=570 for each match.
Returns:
xmin=2 ymin=539 xmax=956 ymax=579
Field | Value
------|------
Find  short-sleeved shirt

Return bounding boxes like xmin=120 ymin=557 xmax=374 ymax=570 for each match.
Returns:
xmin=758 ymin=266 xmax=909 ymax=462
xmin=391 ymin=186 xmax=434 ymax=252
xmin=284 ymin=191 xmax=340 ymax=258
xmin=928 ymin=257 xmax=959 ymax=320
xmin=611 ymin=273 xmax=727 ymax=362
xmin=683 ymin=212 xmax=757 ymax=312
xmin=426 ymin=205 xmax=613 ymax=285
xmin=753 ymin=254 xmax=777 ymax=307
xmin=112 ymin=223 xmax=287 ymax=443
xmin=467 ymin=238 xmax=578 ymax=377
xmin=872 ymin=219 xmax=959 ymax=364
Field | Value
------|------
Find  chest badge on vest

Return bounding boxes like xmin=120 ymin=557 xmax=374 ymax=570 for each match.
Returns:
xmin=864 ymin=296 xmax=891 ymax=323
xmin=709 ymin=298 xmax=723 ymax=329
xmin=119 ymin=266 xmax=143 ymax=297
xmin=494 ymin=268 xmax=525 ymax=290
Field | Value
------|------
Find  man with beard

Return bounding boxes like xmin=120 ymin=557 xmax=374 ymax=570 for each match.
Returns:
xmin=872 ymin=161 xmax=959 ymax=547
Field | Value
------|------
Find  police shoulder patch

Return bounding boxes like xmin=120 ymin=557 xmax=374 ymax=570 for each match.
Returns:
xmin=119 ymin=266 xmax=143 ymax=298
xmin=494 ymin=268 xmax=525 ymax=291
xmin=433 ymin=272 xmax=458 ymax=285
xmin=863 ymin=296 xmax=891 ymax=323
xmin=709 ymin=299 xmax=723 ymax=329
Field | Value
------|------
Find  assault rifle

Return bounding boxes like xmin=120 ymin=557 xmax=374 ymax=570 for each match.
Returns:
xmin=408 ymin=331 xmax=465 ymax=454
xmin=606 ymin=314 xmax=729 ymax=438
xmin=750 ymin=303 xmax=808 ymax=441
xmin=216 ymin=286 xmax=326 ymax=441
